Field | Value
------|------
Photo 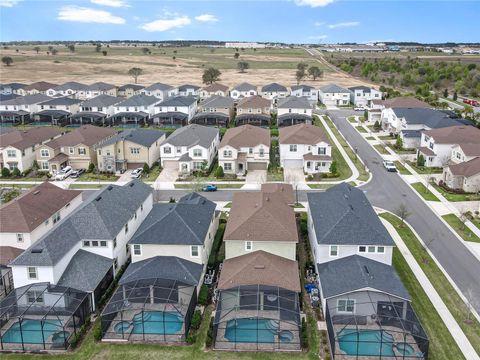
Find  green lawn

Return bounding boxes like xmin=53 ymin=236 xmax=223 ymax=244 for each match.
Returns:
xmin=432 ymin=184 xmax=480 ymax=202
xmin=382 ymin=212 xmax=480 ymax=355
xmin=365 ymin=136 xmax=375 ymax=140
xmin=142 ymin=164 xmax=162 ymax=181
xmin=389 ymin=147 xmax=417 ymax=154
xmin=69 ymin=184 xmax=103 ymax=189
xmin=394 ymin=161 xmax=412 ymax=175
xmin=411 ymin=182 xmax=441 ymax=202
xmin=347 ymin=116 xmax=357 ymax=123
xmin=308 ymin=183 xmax=335 ymax=189
xmin=355 ymin=126 xmax=367 ymax=133
xmin=378 ymin=135 xmax=395 ymax=141
xmin=373 ymin=144 xmax=389 ymax=154
xmin=407 ymin=162 xmax=444 ymax=174
xmin=78 ymin=172 xmax=119 ymax=181
xmin=442 ymin=214 xmax=480 ymax=243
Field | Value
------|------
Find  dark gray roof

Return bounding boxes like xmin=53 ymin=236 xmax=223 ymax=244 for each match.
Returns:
xmin=291 ymin=84 xmax=314 ymax=92
xmin=99 ymin=129 xmax=165 ymax=147
xmin=179 ymin=84 xmax=200 ymax=91
xmin=200 ymin=95 xmax=234 ymax=108
xmin=81 ymin=94 xmax=123 ymax=108
xmin=119 ymin=256 xmax=203 ymax=286
xmin=156 ymin=96 xmax=197 ymax=107
xmin=143 ymin=83 xmax=174 ymax=91
xmin=307 ymin=183 xmax=394 ymax=246
xmin=116 ymin=94 xmax=159 ymax=107
xmin=262 ymin=83 xmax=288 ymax=92
xmin=233 ymin=82 xmax=256 ymax=91
xmin=152 ymin=111 xmax=188 ymax=120
xmin=318 ymin=255 xmax=410 ymax=300
xmin=401 ymin=129 xmax=423 ymax=138
xmin=53 ymin=82 xmax=87 ymax=92
xmin=162 ymin=124 xmax=218 ymax=148
xmin=57 ymin=250 xmax=112 ymax=292
xmin=4 ymin=83 xmax=25 ymax=90
xmin=39 ymin=96 xmax=82 ymax=106
xmin=118 ymin=84 xmax=145 ymax=91
xmin=320 ymin=84 xmax=351 ymax=94
xmin=179 ymin=152 xmax=192 ymax=161
xmin=392 ymin=108 xmax=467 ymax=129
xmin=11 ymin=180 xmax=152 ymax=267
xmin=0 ymin=94 xmax=51 ymax=106
xmin=130 ymin=193 xmax=216 ymax=246
xmin=0 ymin=94 xmax=20 ymax=102
xmin=84 ymin=82 xmax=116 ymax=91
xmin=277 ymin=96 xmax=312 ymax=109
xmin=348 ymin=86 xmax=372 ymax=93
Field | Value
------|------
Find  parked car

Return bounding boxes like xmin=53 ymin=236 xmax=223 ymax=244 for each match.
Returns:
xmin=70 ymin=168 xmax=85 ymax=178
xmin=354 ymin=106 xmax=364 ymax=111
xmin=55 ymin=166 xmax=73 ymax=181
xmin=202 ymin=184 xmax=217 ymax=192
xmin=131 ymin=168 xmax=143 ymax=179
xmin=383 ymin=160 xmax=397 ymax=172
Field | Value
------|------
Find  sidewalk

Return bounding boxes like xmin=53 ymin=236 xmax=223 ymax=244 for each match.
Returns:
xmin=381 ymin=217 xmax=480 ymax=360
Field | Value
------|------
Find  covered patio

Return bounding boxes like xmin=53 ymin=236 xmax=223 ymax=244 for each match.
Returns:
xmin=70 ymin=112 xmax=108 ymax=127
xmin=150 ymin=112 xmax=188 ymax=127
xmin=278 ymin=114 xmax=312 ymax=127
xmin=109 ymin=112 xmax=148 ymax=127
xmin=190 ymin=112 xmax=229 ymax=127
xmin=235 ymin=114 xmax=271 ymax=127
xmin=33 ymin=110 xmax=71 ymax=126
xmin=0 ymin=110 xmax=31 ymax=125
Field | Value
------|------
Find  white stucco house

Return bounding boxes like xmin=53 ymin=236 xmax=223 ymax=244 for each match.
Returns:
xmin=348 ymin=86 xmax=382 ymax=107
xmin=151 ymin=96 xmax=198 ymax=127
xmin=140 ymin=83 xmax=178 ymax=101
xmin=290 ymin=85 xmax=318 ymax=102
xmin=318 ymin=84 xmax=351 ymax=106
xmin=230 ymin=83 xmax=257 ymax=99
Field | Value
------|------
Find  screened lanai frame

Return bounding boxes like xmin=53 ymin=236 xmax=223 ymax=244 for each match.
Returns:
xmin=101 ymin=277 xmax=197 ymax=343
xmin=325 ymin=291 xmax=429 ymax=360
xmin=0 ymin=283 xmax=91 ymax=352
xmin=214 ymin=284 xmax=301 ymax=351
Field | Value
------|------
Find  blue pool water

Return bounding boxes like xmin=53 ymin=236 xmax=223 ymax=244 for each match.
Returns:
xmin=225 ymin=318 xmax=285 ymax=343
xmin=130 ymin=311 xmax=183 ymax=335
xmin=338 ymin=329 xmax=396 ymax=356
xmin=2 ymin=319 xmax=63 ymax=344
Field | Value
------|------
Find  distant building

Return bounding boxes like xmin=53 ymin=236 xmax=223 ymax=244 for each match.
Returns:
xmin=225 ymin=42 xmax=266 ymax=49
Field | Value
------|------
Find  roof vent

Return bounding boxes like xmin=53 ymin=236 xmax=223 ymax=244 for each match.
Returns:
xmin=254 ymin=265 xmax=265 ymax=269
xmin=129 ymin=182 xmax=135 ymax=187
xmin=363 ymin=265 xmax=370 ymax=275
xmin=31 ymin=248 xmax=43 ymax=254
xmin=95 ymin=196 xmax=102 ymax=202
xmin=107 ymin=185 xmax=113 ymax=191
xmin=33 ymin=190 xmax=40 ymax=195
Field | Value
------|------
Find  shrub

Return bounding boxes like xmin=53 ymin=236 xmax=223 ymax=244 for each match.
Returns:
xmin=417 ymin=154 xmax=425 ymax=167
xmin=190 ymin=310 xmax=202 ymax=331
xmin=307 ymin=175 xmax=314 ymax=181
xmin=143 ymin=163 xmax=150 ymax=174
xmin=329 ymin=161 xmax=337 ymax=175
xmin=12 ymin=168 xmax=21 ymax=177
xmin=394 ymin=136 xmax=403 ymax=150
xmin=206 ymin=318 xmax=214 ymax=348
xmin=301 ymin=317 xmax=308 ymax=349
xmin=214 ymin=165 xmax=224 ymax=178
xmin=88 ymin=163 xmax=95 ymax=173
xmin=93 ymin=320 xmax=102 ymax=341
xmin=198 ymin=285 xmax=209 ymax=305
xmin=1 ymin=167 xmax=11 ymax=177
xmin=186 ymin=332 xmax=197 ymax=344
xmin=32 ymin=160 xmax=39 ymax=170
xmin=373 ymin=120 xmax=381 ymax=131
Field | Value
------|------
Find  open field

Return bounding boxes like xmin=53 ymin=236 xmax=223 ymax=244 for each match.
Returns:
xmin=0 ymin=45 xmax=368 ymax=88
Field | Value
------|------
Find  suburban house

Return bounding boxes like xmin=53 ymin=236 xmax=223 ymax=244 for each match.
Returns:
xmin=192 ymin=95 xmax=234 ymax=127
xmin=151 ymin=96 xmax=198 ymax=127
xmin=0 ymin=127 xmax=64 ymax=172
xmin=178 ymin=84 xmax=201 ymax=97
xmin=443 ymin=157 xmax=480 ymax=193
xmin=140 ymin=83 xmax=178 ymax=101
xmin=0 ymin=94 xmax=52 ymax=125
xmin=160 ymin=124 xmax=219 ymax=175
xmin=230 ymin=83 xmax=257 ymax=99
xmin=96 ymin=128 xmax=165 ymax=172
xmin=290 ymin=84 xmax=318 ymax=101
xmin=117 ymin=84 xmax=145 ymax=98
xmin=218 ymin=124 xmax=270 ymax=175
xmin=71 ymin=94 xmax=123 ymax=125
xmin=368 ymin=96 xmax=431 ymax=123
xmin=307 ymin=183 xmax=395 ymax=267
xmin=417 ymin=125 xmax=480 ymax=167
xmin=112 ymin=94 xmax=159 ymax=126
xmin=0 ymin=247 xmax=21 ymax=299
xmin=276 ymin=96 xmax=313 ymax=127
xmin=78 ymin=82 xmax=117 ymax=100
xmin=35 ymin=125 xmax=117 ymax=173
xmin=33 ymin=97 xmax=82 ymax=125
xmin=0 ymin=83 xmax=25 ymax=96
xmin=46 ymin=82 xmax=86 ymax=97
xmin=199 ymin=83 xmax=229 ymax=99
xmin=9 ymin=180 xmax=153 ymax=310
xmin=223 ymin=190 xmax=298 ymax=261
xmin=348 ymin=86 xmax=382 ymax=107
xmin=261 ymin=83 xmax=289 ymax=101
xmin=17 ymin=82 xmax=58 ymax=96
xmin=318 ymin=84 xmax=351 ymax=106
xmin=279 ymin=123 xmax=332 ymax=174
xmin=261 ymin=183 xmax=295 ymax=205
xmin=235 ymin=95 xmax=272 ymax=126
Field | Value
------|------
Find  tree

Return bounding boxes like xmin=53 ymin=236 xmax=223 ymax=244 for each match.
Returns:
xmin=329 ymin=161 xmax=337 ymax=175
xmin=128 ymin=67 xmax=143 ymax=84
xmin=237 ymin=61 xmax=249 ymax=73
xmin=143 ymin=163 xmax=150 ymax=174
xmin=48 ymin=45 xmax=54 ymax=52
xmin=102 ymin=50 xmax=108 ymax=56
xmin=395 ymin=203 xmax=411 ymax=227
xmin=443 ymin=88 xmax=448 ymax=98
xmin=297 ymin=62 xmax=308 ymax=72
xmin=33 ymin=46 xmax=40 ymax=54
xmin=11 ymin=168 xmax=21 ymax=177
xmin=417 ymin=154 xmax=425 ymax=167
xmin=453 ymin=91 xmax=458 ymax=101
xmin=51 ymin=49 xmax=58 ymax=55
xmin=214 ymin=166 xmax=224 ymax=178
xmin=308 ymin=66 xmax=323 ymax=80
xmin=394 ymin=136 xmax=403 ymax=150
xmin=295 ymin=69 xmax=306 ymax=85
xmin=95 ymin=44 xmax=102 ymax=52
xmin=202 ymin=67 xmax=221 ymax=84
xmin=68 ymin=44 xmax=75 ymax=52
xmin=142 ymin=47 xmax=150 ymax=55
xmin=234 ymin=52 xmax=240 ymax=59
xmin=88 ymin=163 xmax=95 ymax=173
xmin=373 ymin=120 xmax=381 ymax=131
xmin=1 ymin=167 xmax=11 ymax=177
xmin=172 ymin=56 xmax=176 ymax=61
xmin=1 ymin=56 xmax=13 ymax=66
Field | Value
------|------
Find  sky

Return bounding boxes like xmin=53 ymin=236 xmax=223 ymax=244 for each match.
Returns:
xmin=0 ymin=0 xmax=479 ymax=44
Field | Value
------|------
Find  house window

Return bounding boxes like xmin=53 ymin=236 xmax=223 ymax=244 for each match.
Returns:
xmin=41 ymin=161 xmax=49 ymax=170
xmin=456 ymin=152 xmax=461 ymax=160
xmin=191 ymin=245 xmax=199 ymax=257
xmin=27 ymin=290 xmax=43 ymax=304
xmin=318 ymin=147 xmax=326 ymax=155
xmin=92 ymin=241 xmax=99 ymax=247
xmin=329 ymin=245 xmax=338 ymax=257
xmin=249 ymin=148 xmax=253 ymax=154
xmin=130 ymin=147 xmax=140 ymax=155
xmin=223 ymin=150 xmax=232 ymax=158
xmin=193 ymin=149 xmax=202 ymax=157
xmin=289 ymin=145 xmax=297 ymax=152
xmin=223 ymin=163 xmax=232 ymax=171
xmin=98 ymin=149 xmax=102 ymax=156
xmin=377 ymin=246 xmax=385 ymax=253
xmin=259 ymin=148 xmax=264 ymax=157
xmin=140 ymin=204 xmax=143 ymax=211
xmin=16 ymin=233 xmax=24 ymax=243
xmin=6 ymin=149 xmax=16 ymax=158
xmin=337 ymin=299 xmax=355 ymax=313
xmin=40 ymin=149 xmax=49 ymax=157
xmin=83 ymin=240 xmax=90 ymax=247
xmin=69 ymin=147 xmax=74 ymax=154
xmin=78 ymin=147 xmax=86 ymax=155
xmin=113 ymin=237 xmax=117 ymax=248
xmin=245 ymin=241 xmax=253 ymax=251
xmin=164 ymin=147 xmax=171 ymax=154
xmin=52 ymin=212 xmax=60 ymax=224
xmin=125 ymin=223 xmax=129 ymax=234
xmin=114 ymin=257 xmax=118 ymax=269
xmin=358 ymin=246 xmax=366 ymax=253
xmin=193 ymin=162 xmax=203 ymax=170
xmin=368 ymin=246 xmax=376 ymax=253
xmin=27 ymin=267 xmax=37 ymax=280
xmin=133 ymin=244 xmax=142 ymax=256
xmin=177 ymin=148 xmax=181 ymax=153
xmin=100 ymin=241 xmax=107 ymax=247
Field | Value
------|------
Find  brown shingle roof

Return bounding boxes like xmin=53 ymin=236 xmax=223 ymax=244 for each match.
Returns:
xmin=448 ymin=157 xmax=480 ymax=178
xmin=219 ymin=124 xmax=270 ymax=149
xmin=372 ymin=96 xmax=430 ymax=108
xmin=261 ymin=183 xmax=294 ymax=204
xmin=279 ymin=123 xmax=329 ymax=145
xmin=0 ymin=246 xmax=23 ymax=267
xmin=303 ymin=153 xmax=332 ymax=161
xmin=423 ymin=126 xmax=480 ymax=145
xmin=418 ymin=146 xmax=436 ymax=156
xmin=23 ymin=81 xmax=58 ymax=91
xmin=224 ymin=191 xmax=298 ymax=242
xmin=457 ymin=143 xmax=480 ymax=157
xmin=0 ymin=182 xmax=81 ymax=233
xmin=237 ymin=95 xmax=271 ymax=109
xmin=44 ymin=125 xmax=117 ymax=148
xmin=217 ymin=250 xmax=301 ymax=292
xmin=202 ymin=83 xmax=229 ymax=92
xmin=0 ymin=127 xmax=64 ymax=150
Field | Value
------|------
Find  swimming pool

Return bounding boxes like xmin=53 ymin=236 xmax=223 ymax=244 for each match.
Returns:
xmin=224 ymin=318 xmax=294 ymax=343
xmin=130 ymin=311 xmax=183 ymax=335
xmin=2 ymin=319 xmax=63 ymax=344
xmin=337 ymin=329 xmax=396 ymax=356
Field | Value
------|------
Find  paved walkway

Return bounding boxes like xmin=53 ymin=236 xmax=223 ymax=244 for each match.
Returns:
xmin=381 ymin=216 xmax=480 ymax=360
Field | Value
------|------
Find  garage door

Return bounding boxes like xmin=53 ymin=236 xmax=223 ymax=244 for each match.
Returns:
xmin=247 ymin=162 xmax=268 ymax=171
xmin=283 ymin=159 xmax=303 ymax=169
xmin=69 ymin=160 xmax=90 ymax=170
xmin=162 ymin=160 xmax=178 ymax=169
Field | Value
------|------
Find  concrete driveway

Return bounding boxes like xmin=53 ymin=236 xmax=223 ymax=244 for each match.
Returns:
xmin=284 ymin=167 xmax=305 ymax=185
xmin=246 ymin=170 xmax=267 ymax=184
xmin=117 ymin=170 xmax=134 ymax=183
xmin=154 ymin=167 xmax=179 ymax=190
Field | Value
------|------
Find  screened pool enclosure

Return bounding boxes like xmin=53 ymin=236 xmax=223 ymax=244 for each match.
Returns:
xmin=0 ymin=283 xmax=91 ymax=351
xmin=214 ymin=285 xmax=301 ymax=351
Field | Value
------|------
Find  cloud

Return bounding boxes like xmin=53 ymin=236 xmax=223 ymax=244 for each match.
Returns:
xmin=308 ymin=35 xmax=328 ymax=40
xmin=195 ymin=14 xmax=218 ymax=23
xmin=0 ymin=0 xmax=21 ymax=7
xmin=90 ymin=0 xmax=130 ymax=7
xmin=294 ymin=0 xmax=334 ymax=8
xmin=57 ymin=6 xmax=126 ymax=24
xmin=141 ymin=16 xmax=191 ymax=32
xmin=328 ymin=21 xmax=360 ymax=29
xmin=314 ymin=21 xmax=325 ymax=27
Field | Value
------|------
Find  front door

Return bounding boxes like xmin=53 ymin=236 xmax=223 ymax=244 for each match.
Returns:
xmin=238 ymin=163 xmax=244 ymax=173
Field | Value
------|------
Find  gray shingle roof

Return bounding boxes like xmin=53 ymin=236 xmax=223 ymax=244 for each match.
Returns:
xmin=118 ymin=84 xmax=145 ymax=91
xmin=348 ymin=86 xmax=372 ymax=93
xmin=119 ymin=256 xmax=203 ymax=286
xmin=11 ymin=180 xmax=152 ymax=267
xmin=156 ymin=96 xmax=197 ymax=107
xmin=392 ymin=108 xmax=468 ymax=129
xmin=53 ymin=82 xmax=87 ymax=92
xmin=129 ymin=193 xmax=215 ymax=246
xmin=162 ymin=124 xmax=218 ymax=148
xmin=277 ymin=96 xmax=312 ymax=109
xmin=200 ymin=95 xmax=234 ymax=108
xmin=57 ymin=250 xmax=112 ymax=292
xmin=84 ymin=82 xmax=116 ymax=91
xmin=320 ymin=84 xmax=351 ymax=94
xmin=233 ymin=82 xmax=256 ymax=91
xmin=81 ymin=94 xmax=123 ymax=108
xmin=179 ymin=84 xmax=200 ymax=91
xmin=99 ymin=129 xmax=164 ymax=148
xmin=39 ymin=96 xmax=82 ymax=106
xmin=317 ymin=255 xmax=410 ymax=300
xmin=401 ymin=129 xmax=423 ymax=138
xmin=143 ymin=83 xmax=174 ymax=91
xmin=291 ymin=84 xmax=314 ymax=92
xmin=116 ymin=94 xmax=159 ymax=107
xmin=0 ymin=94 xmax=52 ymax=106
xmin=307 ymin=183 xmax=394 ymax=246
xmin=262 ymin=83 xmax=287 ymax=92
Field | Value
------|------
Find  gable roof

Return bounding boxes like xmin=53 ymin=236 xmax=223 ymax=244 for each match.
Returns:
xmin=4 ymin=83 xmax=26 ymax=91
xmin=99 ymin=128 xmax=164 ymax=148
xmin=0 ymin=127 xmax=64 ymax=150
xmin=456 ymin=143 xmax=480 ymax=157
xmin=143 ymin=83 xmax=175 ymax=92
xmin=320 ymin=84 xmax=350 ymax=93
xmin=0 ymin=94 xmax=52 ymax=106
xmin=237 ymin=95 xmax=271 ymax=109
xmin=423 ymin=125 xmax=480 ymax=145
xmin=291 ymin=84 xmax=314 ymax=92
xmin=178 ymin=84 xmax=201 ymax=91
xmin=233 ymin=82 xmax=257 ymax=92
xmin=218 ymin=250 xmax=301 ymax=292
xmin=44 ymin=125 xmax=116 ymax=148
xmin=261 ymin=83 xmax=288 ymax=92
xmin=307 ymin=183 xmax=394 ymax=246
xmin=0 ymin=182 xmax=81 ymax=233
xmin=277 ymin=96 xmax=312 ymax=109
xmin=393 ymin=108 xmax=468 ymax=129
xmin=38 ymin=96 xmax=82 ymax=107
xmin=200 ymin=95 xmax=234 ymax=108
xmin=372 ymin=96 xmax=430 ymax=108
xmin=118 ymin=84 xmax=145 ymax=91
xmin=53 ymin=82 xmax=87 ymax=92
xmin=0 ymin=246 xmax=23 ymax=267
xmin=260 ymin=183 xmax=294 ymax=204
xmin=202 ymin=83 xmax=229 ymax=92
xmin=81 ymin=94 xmax=123 ymax=108
xmin=220 ymin=124 xmax=270 ymax=149
xmin=224 ymin=191 xmax=298 ymax=242
xmin=23 ymin=81 xmax=58 ymax=92
xmin=448 ymin=157 xmax=480 ymax=178
xmin=129 ymin=193 xmax=216 ymax=246
xmin=317 ymin=255 xmax=410 ymax=300
xmin=279 ymin=123 xmax=329 ymax=145
xmin=84 ymin=82 xmax=116 ymax=91
xmin=156 ymin=96 xmax=197 ymax=107
xmin=10 ymin=180 xmax=151 ymax=267
xmin=162 ymin=124 xmax=218 ymax=148
xmin=119 ymin=256 xmax=203 ymax=286
xmin=348 ymin=85 xmax=373 ymax=93
xmin=116 ymin=94 xmax=159 ymax=107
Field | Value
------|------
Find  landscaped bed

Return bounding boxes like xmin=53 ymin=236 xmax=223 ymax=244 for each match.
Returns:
xmin=373 ymin=144 xmax=389 ymax=154
xmin=394 ymin=161 xmax=411 ymax=175
xmin=355 ymin=126 xmax=367 ymax=133
xmin=407 ymin=162 xmax=444 ymax=174
xmin=411 ymin=182 xmax=440 ymax=202
xmin=442 ymin=214 xmax=480 ymax=243
xmin=432 ymin=184 xmax=480 ymax=202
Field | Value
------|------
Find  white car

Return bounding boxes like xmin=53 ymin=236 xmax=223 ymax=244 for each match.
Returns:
xmin=55 ymin=166 xmax=73 ymax=181
xmin=130 ymin=168 xmax=143 ymax=179
xmin=354 ymin=106 xmax=364 ymax=111
xmin=383 ymin=160 xmax=397 ymax=172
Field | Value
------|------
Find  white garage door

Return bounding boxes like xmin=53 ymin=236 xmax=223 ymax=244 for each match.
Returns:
xmin=283 ymin=159 xmax=304 ymax=169
xmin=163 ymin=160 xmax=178 ymax=169
xmin=247 ymin=162 xmax=268 ymax=171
